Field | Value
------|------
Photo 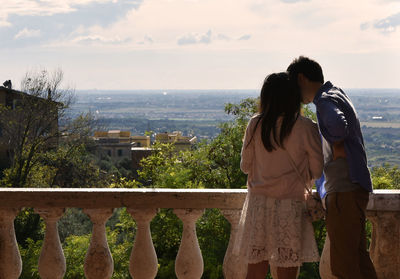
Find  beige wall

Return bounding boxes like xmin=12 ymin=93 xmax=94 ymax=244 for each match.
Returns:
xmin=100 ymin=145 xmax=131 ymax=160
xmin=0 ymin=90 xmax=7 ymax=166
xmin=0 ymin=90 xmax=5 ymax=105
xmin=131 ymin=136 xmax=150 ymax=147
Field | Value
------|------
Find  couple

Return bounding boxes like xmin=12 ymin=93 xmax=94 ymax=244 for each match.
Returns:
xmin=233 ymin=56 xmax=377 ymax=279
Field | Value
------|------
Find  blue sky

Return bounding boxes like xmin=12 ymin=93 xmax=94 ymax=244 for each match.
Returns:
xmin=0 ymin=0 xmax=399 ymax=90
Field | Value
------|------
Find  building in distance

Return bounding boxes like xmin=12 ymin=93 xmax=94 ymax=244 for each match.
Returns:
xmin=93 ymin=130 xmax=151 ymax=161
xmin=155 ymin=131 xmax=197 ymax=152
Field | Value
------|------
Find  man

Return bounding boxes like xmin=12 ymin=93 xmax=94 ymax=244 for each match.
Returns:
xmin=287 ymin=56 xmax=377 ymax=279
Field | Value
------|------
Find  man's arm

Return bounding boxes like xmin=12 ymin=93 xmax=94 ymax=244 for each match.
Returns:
xmin=333 ymin=140 xmax=346 ymax=160
xmin=318 ymin=98 xmax=349 ymax=144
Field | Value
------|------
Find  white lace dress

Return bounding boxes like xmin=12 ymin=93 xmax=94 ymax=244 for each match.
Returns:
xmin=232 ymin=191 xmax=320 ymax=267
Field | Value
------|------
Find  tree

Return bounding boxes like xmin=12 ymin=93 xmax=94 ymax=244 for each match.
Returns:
xmin=0 ymin=69 xmax=104 ymax=188
xmin=0 ymin=69 xmax=108 ymax=264
xmin=0 ymin=69 xmax=68 ymax=187
xmin=371 ymin=164 xmax=400 ymax=189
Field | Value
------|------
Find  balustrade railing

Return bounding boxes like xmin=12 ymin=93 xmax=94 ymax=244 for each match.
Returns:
xmin=0 ymin=188 xmax=398 ymax=279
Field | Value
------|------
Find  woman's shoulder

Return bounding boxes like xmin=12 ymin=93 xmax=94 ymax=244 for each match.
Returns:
xmin=247 ymin=113 xmax=262 ymax=126
xmin=295 ymin=115 xmax=318 ymax=130
xmin=250 ymin=113 xmax=262 ymax=120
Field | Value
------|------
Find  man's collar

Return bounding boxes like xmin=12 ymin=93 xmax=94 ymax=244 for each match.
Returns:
xmin=313 ymin=81 xmax=333 ymax=104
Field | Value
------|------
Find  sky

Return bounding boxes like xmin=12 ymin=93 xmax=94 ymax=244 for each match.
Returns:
xmin=0 ymin=0 xmax=399 ymax=90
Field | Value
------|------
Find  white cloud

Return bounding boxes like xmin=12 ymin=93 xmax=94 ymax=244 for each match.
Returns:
xmin=280 ymin=0 xmax=310 ymax=3
xmin=217 ymin=33 xmax=231 ymax=41
xmin=373 ymin=12 xmax=400 ymax=33
xmin=238 ymin=34 xmax=251 ymax=41
xmin=14 ymin=28 xmax=41 ymax=39
xmin=0 ymin=0 xmax=78 ymax=25
xmin=2 ymin=0 xmax=399 ymax=51
xmin=137 ymin=35 xmax=154 ymax=44
xmin=72 ymin=34 xmax=131 ymax=45
xmin=177 ymin=29 xmax=212 ymax=45
xmin=0 ymin=0 xmax=109 ymax=18
xmin=0 ymin=0 xmax=138 ymax=29
xmin=66 ymin=0 xmax=263 ymax=50
xmin=144 ymin=35 xmax=153 ymax=43
xmin=199 ymin=29 xmax=212 ymax=44
xmin=0 ymin=20 xmax=11 ymax=27
xmin=0 ymin=0 xmax=142 ymax=48
xmin=1 ymin=0 xmax=399 ymax=89
xmin=177 ymin=33 xmax=198 ymax=45
xmin=176 ymin=30 xmax=252 ymax=45
xmin=57 ymin=0 xmax=397 ymax=53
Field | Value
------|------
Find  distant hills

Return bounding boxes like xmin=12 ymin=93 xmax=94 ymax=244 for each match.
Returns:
xmin=70 ymin=89 xmax=400 ymax=167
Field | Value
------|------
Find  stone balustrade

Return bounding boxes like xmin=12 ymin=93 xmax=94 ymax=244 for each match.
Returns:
xmin=0 ymin=188 xmax=398 ymax=279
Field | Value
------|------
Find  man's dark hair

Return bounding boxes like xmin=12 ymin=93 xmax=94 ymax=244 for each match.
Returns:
xmin=287 ymin=56 xmax=324 ymax=84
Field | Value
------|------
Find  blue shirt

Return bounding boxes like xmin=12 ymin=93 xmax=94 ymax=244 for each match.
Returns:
xmin=314 ymin=81 xmax=373 ymax=196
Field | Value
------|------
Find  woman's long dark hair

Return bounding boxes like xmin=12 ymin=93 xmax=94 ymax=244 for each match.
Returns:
xmin=248 ymin=72 xmax=301 ymax=152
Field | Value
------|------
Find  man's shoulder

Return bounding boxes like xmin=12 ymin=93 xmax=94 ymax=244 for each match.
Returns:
xmin=317 ymin=84 xmax=347 ymax=106
xmin=321 ymin=84 xmax=345 ymax=98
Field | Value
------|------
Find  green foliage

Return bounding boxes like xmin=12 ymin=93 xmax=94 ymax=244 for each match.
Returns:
xmin=15 ymin=209 xmax=44 ymax=248
xmin=138 ymin=142 xmax=200 ymax=189
xmin=151 ymin=209 xmax=182 ymax=278
xmin=63 ymin=234 xmax=90 ymax=278
xmin=303 ymin=105 xmax=317 ymax=122
xmin=10 ymin=95 xmax=400 ymax=279
xmin=138 ymin=98 xmax=256 ymax=190
xmin=371 ymin=164 xmax=400 ymax=189
xmin=39 ymin=143 xmax=103 ymax=188
xmin=19 ymin=238 xmax=42 ymax=279
xmin=109 ymin=177 xmax=141 ymax=188
xmin=363 ymin=127 xmax=400 ymax=166
xmin=197 ymin=209 xmax=230 ymax=279
xmin=58 ymin=208 xmax=92 ymax=242
xmin=224 ymin=97 xmax=259 ymax=124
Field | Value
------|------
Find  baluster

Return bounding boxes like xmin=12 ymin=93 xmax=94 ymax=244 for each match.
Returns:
xmin=0 ymin=208 xmax=22 ymax=279
xmin=221 ymin=209 xmax=247 ymax=279
xmin=320 ymin=211 xmax=400 ymax=279
xmin=35 ymin=208 xmax=66 ymax=279
xmin=368 ymin=211 xmax=400 ymax=279
xmin=319 ymin=234 xmax=337 ymax=279
xmin=84 ymin=208 xmax=114 ymax=279
xmin=128 ymin=208 xmax=158 ymax=279
xmin=173 ymin=208 xmax=204 ymax=279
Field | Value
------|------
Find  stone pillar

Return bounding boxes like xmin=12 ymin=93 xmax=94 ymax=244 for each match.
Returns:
xmin=368 ymin=211 xmax=400 ymax=279
xmin=173 ymin=208 xmax=204 ymax=279
xmin=35 ymin=208 xmax=66 ymax=279
xmin=319 ymin=211 xmax=400 ymax=279
xmin=84 ymin=208 xmax=114 ymax=279
xmin=0 ymin=208 xmax=22 ymax=279
xmin=128 ymin=208 xmax=158 ymax=279
xmin=319 ymin=234 xmax=337 ymax=279
xmin=221 ymin=209 xmax=247 ymax=279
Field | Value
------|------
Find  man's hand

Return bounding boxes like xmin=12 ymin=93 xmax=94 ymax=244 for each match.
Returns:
xmin=333 ymin=140 xmax=346 ymax=160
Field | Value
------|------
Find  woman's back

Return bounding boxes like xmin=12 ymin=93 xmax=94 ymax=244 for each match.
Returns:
xmin=241 ymin=114 xmax=323 ymax=200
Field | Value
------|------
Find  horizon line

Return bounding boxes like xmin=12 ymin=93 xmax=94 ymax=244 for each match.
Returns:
xmin=76 ymin=87 xmax=400 ymax=92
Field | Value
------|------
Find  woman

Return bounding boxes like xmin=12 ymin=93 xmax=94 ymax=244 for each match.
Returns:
xmin=232 ymin=72 xmax=323 ymax=279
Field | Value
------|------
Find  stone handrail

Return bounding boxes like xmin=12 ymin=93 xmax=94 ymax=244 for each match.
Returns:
xmin=0 ymin=188 xmax=398 ymax=279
